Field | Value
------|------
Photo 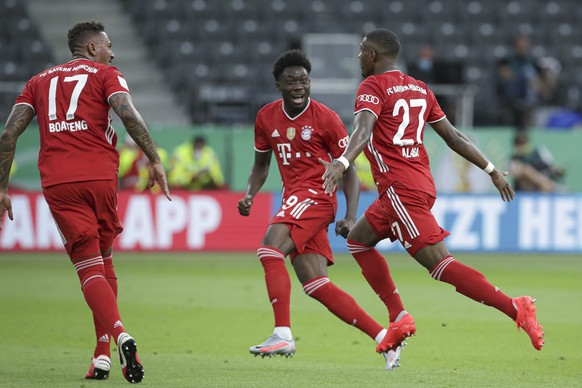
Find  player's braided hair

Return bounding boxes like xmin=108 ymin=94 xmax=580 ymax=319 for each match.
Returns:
xmin=365 ymin=29 xmax=401 ymax=58
xmin=67 ymin=21 xmax=105 ymax=54
xmin=272 ymin=49 xmax=312 ymax=80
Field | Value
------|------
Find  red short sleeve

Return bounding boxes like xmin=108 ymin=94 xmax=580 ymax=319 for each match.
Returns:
xmin=354 ymin=78 xmax=383 ymax=118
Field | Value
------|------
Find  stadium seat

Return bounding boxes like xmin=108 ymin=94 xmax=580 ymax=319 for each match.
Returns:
xmin=110 ymin=0 xmax=582 ymax=125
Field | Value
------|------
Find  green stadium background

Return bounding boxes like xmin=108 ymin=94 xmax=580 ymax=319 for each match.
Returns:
xmin=8 ymin=125 xmax=582 ymax=192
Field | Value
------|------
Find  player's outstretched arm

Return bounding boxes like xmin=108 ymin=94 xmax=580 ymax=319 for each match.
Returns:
xmin=148 ymin=162 xmax=172 ymax=201
xmin=0 ymin=105 xmax=34 ymax=229
xmin=321 ymin=110 xmax=375 ymax=195
xmin=238 ymin=151 xmax=271 ymax=216
xmin=430 ymin=118 xmax=515 ymax=202
xmin=109 ymin=92 xmax=171 ymax=200
xmin=335 ymin=164 xmax=359 ymax=238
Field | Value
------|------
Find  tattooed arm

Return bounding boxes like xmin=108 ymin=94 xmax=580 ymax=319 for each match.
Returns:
xmin=0 ymin=105 xmax=34 ymax=229
xmin=109 ymin=92 xmax=171 ymax=200
xmin=109 ymin=92 xmax=160 ymax=163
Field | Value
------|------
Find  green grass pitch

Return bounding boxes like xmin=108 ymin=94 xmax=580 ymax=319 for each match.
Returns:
xmin=0 ymin=252 xmax=580 ymax=387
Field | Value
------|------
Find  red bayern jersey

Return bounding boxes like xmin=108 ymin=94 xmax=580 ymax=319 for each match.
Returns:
xmin=255 ymin=98 xmax=349 ymax=198
xmin=15 ymin=58 xmax=129 ymax=188
xmin=354 ymin=70 xmax=446 ymax=197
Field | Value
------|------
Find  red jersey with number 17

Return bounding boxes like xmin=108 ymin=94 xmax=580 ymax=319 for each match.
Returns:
xmin=15 ymin=58 xmax=129 ymax=188
xmin=354 ymin=70 xmax=446 ymax=198
xmin=255 ymin=98 xmax=349 ymax=198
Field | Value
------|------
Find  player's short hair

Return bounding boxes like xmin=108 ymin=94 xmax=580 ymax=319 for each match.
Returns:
xmin=67 ymin=21 xmax=105 ymax=54
xmin=365 ymin=29 xmax=401 ymax=58
xmin=272 ymin=49 xmax=312 ymax=81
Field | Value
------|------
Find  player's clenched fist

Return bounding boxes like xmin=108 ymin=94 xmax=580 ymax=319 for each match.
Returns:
xmin=238 ymin=195 xmax=253 ymax=216
xmin=0 ymin=192 xmax=14 ymax=230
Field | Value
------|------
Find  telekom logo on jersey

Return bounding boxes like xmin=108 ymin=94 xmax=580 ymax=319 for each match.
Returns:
xmin=276 ymin=137 xmax=349 ymax=165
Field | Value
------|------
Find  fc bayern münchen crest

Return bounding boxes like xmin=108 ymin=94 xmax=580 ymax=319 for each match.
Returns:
xmin=286 ymin=127 xmax=296 ymax=140
xmin=301 ymin=125 xmax=313 ymax=140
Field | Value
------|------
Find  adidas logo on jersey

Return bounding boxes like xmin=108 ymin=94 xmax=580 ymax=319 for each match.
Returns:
xmin=276 ymin=210 xmax=285 ymax=217
xmin=403 ymin=241 xmax=412 ymax=249
xmin=272 ymin=129 xmax=280 ymax=137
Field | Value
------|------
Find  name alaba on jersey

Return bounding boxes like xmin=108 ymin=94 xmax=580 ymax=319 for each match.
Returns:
xmin=254 ymin=98 xmax=349 ymax=203
xmin=354 ymin=70 xmax=446 ymax=198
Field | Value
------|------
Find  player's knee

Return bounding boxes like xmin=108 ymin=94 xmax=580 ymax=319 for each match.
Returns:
xmin=69 ymin=229 xmax=100 ymax=258
xmin=256 ymin=246 xmax=285 ymax=261
xmin=346 ymin=239 xmax=372 ymax=254
xmin=302 ymin=276 xmax=330 ymax=296
xmin=69 ymin=231 xmax=104 ymax=287
xmin=74 ymin=256 xmax=106 ymax=288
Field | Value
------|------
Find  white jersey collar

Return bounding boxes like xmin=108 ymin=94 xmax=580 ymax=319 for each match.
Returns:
xmin=281 ymin=98 xmax=311 ymax=121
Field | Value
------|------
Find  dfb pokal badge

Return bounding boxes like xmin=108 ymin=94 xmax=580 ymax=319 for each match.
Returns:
xmin=286 ymin=127 xmax=296 ymax=140
xmin=301 ymin=125 xmax=313 ymax=141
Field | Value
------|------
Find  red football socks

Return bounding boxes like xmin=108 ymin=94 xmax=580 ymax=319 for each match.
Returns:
xmin=81 ymin=275 xmax=126 ymax=341
xmin=348 ymin=240 xmax=405 ymax=322
xmin=91 ymin=255 xmax=118 ymax=358
xmin=303 ymin=276 xmax=384 ymax=339
xmin=430 ymin=256 xmax=517 ymax=319
xmin=258 ymin=247 xmax=292 ymax=327
xmin=73 ymin=252 xmax=126 ymax=343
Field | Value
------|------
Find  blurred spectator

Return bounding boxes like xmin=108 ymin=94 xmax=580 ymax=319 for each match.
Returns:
xmin=406 ymin=43 xmax=462 ymax=123
xmin=435 ymin=148 xmax=490 ymax=193
xmin=509 ymin=131 xmax=565 ymax=192
xmin=354 ymin=153 xmax=376 ymax=191
xmin=10 ymin=161 xmax=17 ymax=179
xmin=406 ymin=43 xmax=438 ymax=84
xmin=168 ymin=136 xmax=225 ymax=190
xmin=118 ymin=136 xmax=168 ymax=193
xmin=495 ymin=35 xmax=557 ymax=130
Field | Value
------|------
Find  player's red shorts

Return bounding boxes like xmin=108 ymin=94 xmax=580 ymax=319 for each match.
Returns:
xmin=271 ymin=189 xmax=336 ymax=264
xmin=365 ymin=183 xmax=450 ymax=256
xmin=42 ymin=180 xmax=123 ymax=257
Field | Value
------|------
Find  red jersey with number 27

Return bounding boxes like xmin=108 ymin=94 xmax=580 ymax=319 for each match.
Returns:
xmin=255 ymin=98 xmax=349 ymax=199
xmin=354 ymin=70 xmax=446 ymax=198
xmin=15 ymin=58 xmax=129 ymax=188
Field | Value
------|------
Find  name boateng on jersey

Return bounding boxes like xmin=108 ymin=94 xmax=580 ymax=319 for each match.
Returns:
xmin=15 ymin=58 xmax=130 ymax=188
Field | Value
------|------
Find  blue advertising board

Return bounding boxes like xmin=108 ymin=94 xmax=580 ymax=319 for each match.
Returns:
xmin=273 ymin=192 xmax=582 ymax=253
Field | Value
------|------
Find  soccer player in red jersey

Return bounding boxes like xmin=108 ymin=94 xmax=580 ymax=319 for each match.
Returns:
xmin=321 ymin=29 xmax=544 ymax=360
xmin=0 ymin=21 xmax=171 ymax=383
xmin=238 ymin=49 xmax=401 ymax=370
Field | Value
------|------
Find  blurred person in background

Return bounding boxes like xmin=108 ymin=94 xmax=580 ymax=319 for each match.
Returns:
xmin=354 ymin=153 xmax=376 ymax=191
xmin=406 ymin=42 xmax=460 ymax=124
xmin=238 ymin=49 xmax=402 ymax=370
xmin=322 ymin=29 xmax=544 ymax=362
xmin=0 ymin=21 xmax=172 ymax=383
xmin=119 ymin=135 xmax=168 ymax=193
xmin=9 ymin=161 xmax=16 ymax=178
xmin=406 ymin=43 xmax=438 ymax=84
xmin=168 ymin=135 xmax=225 ymax=190
xmin=509 ymin=131 xmax=565 ymax=192
xmin=495 ymin=35 xmax=557 ymax=129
